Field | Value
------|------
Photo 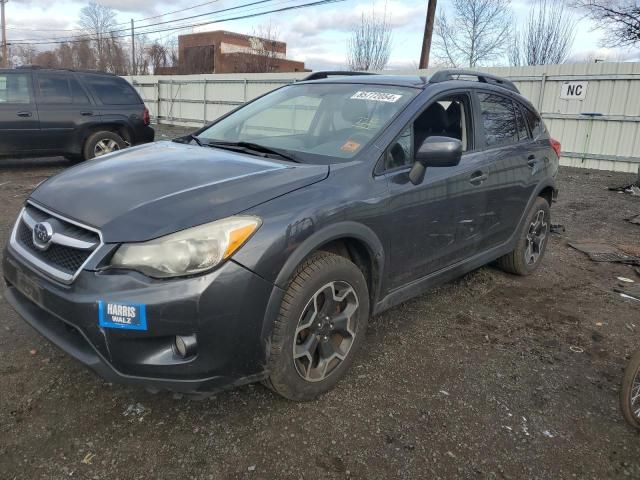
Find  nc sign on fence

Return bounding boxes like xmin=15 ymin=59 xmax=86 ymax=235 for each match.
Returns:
xmin=560 ymin=81 xmax=588 ymax=100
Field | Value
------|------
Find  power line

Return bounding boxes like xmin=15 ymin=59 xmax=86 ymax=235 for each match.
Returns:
xmin=9 ymin=0 xmax=277 ymax=43
xmin=6 ymin=0 xmax=224 ymax=33
xmin=8 ymin=0 xmax=345 ymax=46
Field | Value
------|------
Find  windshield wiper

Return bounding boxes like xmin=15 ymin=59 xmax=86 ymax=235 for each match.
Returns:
xmin=205 ymin=141 xmax=300 ymax=163
xmin=184 ymin=134 xmax=204 ymax=147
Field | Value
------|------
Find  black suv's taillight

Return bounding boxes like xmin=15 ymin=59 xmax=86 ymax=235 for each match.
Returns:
xmin=143 ymin=107 xmax=150 ymax=126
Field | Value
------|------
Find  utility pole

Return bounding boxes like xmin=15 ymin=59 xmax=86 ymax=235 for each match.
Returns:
xmin=1 ymin=0 xmax=8 ymax=68
xmin=419 ymin=0 xmax=437 ymax=70
xmin=130 ymin=18 xmax=135 ymax=75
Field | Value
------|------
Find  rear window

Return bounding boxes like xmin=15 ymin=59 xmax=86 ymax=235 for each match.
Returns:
xmin=524 ymin=107 xmax=544 ymax=138
xmin=478 ymin=93 xmax=518 ymax=147
xmin=37 ymin=72 xmax=72 ymax=104
xmin=83 ymin=75 xmax=141 ymax=105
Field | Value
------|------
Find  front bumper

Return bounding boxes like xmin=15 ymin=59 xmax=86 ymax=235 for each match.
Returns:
xmin=3 ymin=247 xmax=279 ymax=393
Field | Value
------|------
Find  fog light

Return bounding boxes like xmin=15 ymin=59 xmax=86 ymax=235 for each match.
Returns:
xmin=174 ymin=334 xmax=197 ymax=358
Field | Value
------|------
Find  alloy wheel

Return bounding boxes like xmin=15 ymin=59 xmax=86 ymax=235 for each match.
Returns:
xmin=292 ymin=281 xmax=359 ymax=382
xmin=94 ymin=139 xmax=121 ymax=157
xmin=524 ymin=210 xmax=548 ymax=265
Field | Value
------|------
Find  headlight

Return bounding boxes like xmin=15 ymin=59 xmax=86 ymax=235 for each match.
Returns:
xmin=110 ymin=216 xmax=261 ymax=278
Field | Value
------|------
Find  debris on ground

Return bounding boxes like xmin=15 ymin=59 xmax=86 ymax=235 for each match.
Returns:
xmin=627 ymin=214 xmax=640 ymax=225
xmin=123 ymin=403 xmax=148 ymax=420
xmin=569 ymin=242 xmax=640 ymax=266
xmin=81 ymin=452 xmax=96 ymax=465
xmin=550 ymin=224 xmax=566 ymax=234
xmin=615 ymin=283 xmax=640 ymax=302
xmin=609 ymin=181 xmax=640 ymax=195
xmin=570 ymin=346 xmax=584 ymax=353
xmin=617 ymin=277 xmax=635 ymax=283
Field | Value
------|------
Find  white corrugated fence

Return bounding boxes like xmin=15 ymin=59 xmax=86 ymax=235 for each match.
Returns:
xmin=128 ymin=62 xmax=640 ymax=173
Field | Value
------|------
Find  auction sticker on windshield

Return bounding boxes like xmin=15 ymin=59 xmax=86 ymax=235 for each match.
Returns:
xmin=351 ymin=91 xmax=403 ymax=103
xmin=98 ymin=301 xmax=147 ymax=331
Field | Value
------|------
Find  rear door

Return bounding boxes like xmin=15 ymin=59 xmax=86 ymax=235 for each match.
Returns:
xmin=473 ymin=91 xmax=537 ymax=249
xmin=0 ymin=71 xmax=40 ymax=155
xmin=34 ymin=71 xmax=96 ymax=154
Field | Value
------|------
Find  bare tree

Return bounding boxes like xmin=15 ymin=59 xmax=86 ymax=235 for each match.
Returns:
xmin=509 ymin=0 xmax=577 ymax=66
xmin=572 ymin=1 xmax=640 ymax=47
xmin=347 ymin=8 xmax=392 ymax=71
xmin=146 ymin=42 xmax=169 ymax=74
xmin=434 ymin=0 xmax=512 ymax=67
xmin=78 ymin=2 xmax=117 ymax=71
xmin=240 ymin=23 xmax=283 ymax=73
xmin=11 ymin=45 xmax=37 ymax=66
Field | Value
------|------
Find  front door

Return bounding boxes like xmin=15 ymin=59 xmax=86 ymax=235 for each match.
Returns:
xmin=381 ymin=94 xmax=490 ymax=290
xmin=0 ymin=71 xmax=40 ymax=155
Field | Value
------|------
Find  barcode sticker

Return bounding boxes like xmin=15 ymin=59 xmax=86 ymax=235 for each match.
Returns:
xmin=351 ymin=91 xmax=403 ymax=103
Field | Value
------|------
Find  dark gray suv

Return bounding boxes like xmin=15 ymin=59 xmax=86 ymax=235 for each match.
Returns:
xmin=0 ymin=66 xmax=154 ymax=161
xmin=2 ymin=70 xmax=559 ymax=401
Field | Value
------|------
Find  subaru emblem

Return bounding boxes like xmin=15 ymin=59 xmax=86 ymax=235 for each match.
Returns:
xmin=33 ymin=222 xmax=54 ymax=250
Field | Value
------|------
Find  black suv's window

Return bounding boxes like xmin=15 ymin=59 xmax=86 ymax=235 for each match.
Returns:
xmin=37 ymin=73 xmax=72 ymax=104
xmin=83 ymin=75 xmax=141 ymax=105
xmin=70 ymin=77 xmax=90 ymax=104
xmin=384 ymin=95 xmax=471 ymax=171
xmin=0 ymin=73 xmax=32 ymax=104
xmin=478 ymin=93 xmax=518 ymax=147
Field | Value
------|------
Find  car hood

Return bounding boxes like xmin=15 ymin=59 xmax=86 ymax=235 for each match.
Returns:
xmin=30 ymin=142 xmax=329 ymax=243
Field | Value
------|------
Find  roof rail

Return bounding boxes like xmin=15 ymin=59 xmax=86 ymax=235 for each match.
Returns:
xmin=14 ymin=65 xmax=116 ymax=76
xmin=429 ymin=69 xmax=519 ymax=94
xmin=15 ymin=65 xmax=42 ymax=70
xmin=301 ymin=70 xmax=377 ymax=81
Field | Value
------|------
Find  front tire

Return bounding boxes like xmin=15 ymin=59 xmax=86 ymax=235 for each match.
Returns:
xmin=264 ymin=252 xmax=370 ymax=401
xmin=83 ymin=131 xmax=126 ymax=160
xmin=496 ymin=196 xmax=550 ymax=276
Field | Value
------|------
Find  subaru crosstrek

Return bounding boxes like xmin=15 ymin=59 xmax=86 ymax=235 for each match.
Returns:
xmin=2 ymin=70 xmax=559 ymax=401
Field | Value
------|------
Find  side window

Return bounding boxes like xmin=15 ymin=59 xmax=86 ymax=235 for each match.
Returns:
xmin=0 ymin=73 xmax=32 ymax=104
xmin=84 ymin=75 xmax=141 ymax=105
xmin=514 ymin=104 xmax=529 ymax=141
xmin=384 ymin=94 xmax=470 ymax=171
xmin=37 ymin=73 xmax=72 ymax=104
xmin=70 ymin=77 xmax=90 ymax=104
xmin=478 ymin=93 xmax=518 ymax=147
xmin=524 ymin=107 xmax=544 ymax=138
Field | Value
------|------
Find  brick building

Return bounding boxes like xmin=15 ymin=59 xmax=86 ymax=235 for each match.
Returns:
xmin=158 ymin=30 xmax=306 ymax=75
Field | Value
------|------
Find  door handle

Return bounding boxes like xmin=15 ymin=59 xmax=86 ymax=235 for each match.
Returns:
xmin=16 ymin=111 xmax=32 ymax=118
xmin=80 ymin=111 xmax=94 ymax=116
xmin=527 ymin=155 xmax=538 ymax=167
xmin=469 ymin=171 xmax=488 ymax=184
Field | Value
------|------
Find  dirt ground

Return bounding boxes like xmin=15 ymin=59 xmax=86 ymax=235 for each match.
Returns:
xmin=1 ymin=132 xmax=640 ymax=479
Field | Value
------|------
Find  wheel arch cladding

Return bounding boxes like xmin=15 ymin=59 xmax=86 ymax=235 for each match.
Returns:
xmin=538 ymin=185 xmax=556 ymax=205
xmin=262 ymin=222 xmax=385 ymax=347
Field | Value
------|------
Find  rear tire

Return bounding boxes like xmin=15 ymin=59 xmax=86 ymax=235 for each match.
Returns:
xmin=264 ymin=251 xmax=369 ymax=401
xmin=83 ymin=131 xmax=126 ymax=160
xmin=496 ymin=196 xmax=550 ymax=275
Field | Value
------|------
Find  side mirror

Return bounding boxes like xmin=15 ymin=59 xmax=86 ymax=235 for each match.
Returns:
xmin=409 ymin=136 xmax=463 ymax=185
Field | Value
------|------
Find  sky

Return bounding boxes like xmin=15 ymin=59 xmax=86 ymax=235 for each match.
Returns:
xmin=5 ymin=0 xmax=640 ymax=70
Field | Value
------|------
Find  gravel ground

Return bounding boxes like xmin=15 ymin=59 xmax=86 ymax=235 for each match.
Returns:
xmin=1 ymin=138 xmax=640 ymax=479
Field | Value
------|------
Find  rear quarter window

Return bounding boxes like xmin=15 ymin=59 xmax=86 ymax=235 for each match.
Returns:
xmin=524 ymin=107 xmax=545 ymax=138
xmin=83 ymin=75 xmax=141 ymax=105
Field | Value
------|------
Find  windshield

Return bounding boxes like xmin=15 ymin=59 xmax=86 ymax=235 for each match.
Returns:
xmin=197 ymin=83 xmax=418 ymax=163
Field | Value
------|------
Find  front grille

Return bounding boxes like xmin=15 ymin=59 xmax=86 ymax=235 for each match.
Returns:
xmin=11 ymin=203 xmax=101 ymax=282
xmin=17 ymin=220 xmax=92 ymax=274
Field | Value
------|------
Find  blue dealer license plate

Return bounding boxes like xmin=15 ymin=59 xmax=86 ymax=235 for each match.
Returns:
xmin=98 ymin=301 xmax=147 ymax=331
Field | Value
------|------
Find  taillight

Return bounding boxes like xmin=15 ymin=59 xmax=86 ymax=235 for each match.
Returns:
xmin=143 ymin=107 xmax=150 ymax=126
xmin=550 ymin=138 xmax=561 ymax=158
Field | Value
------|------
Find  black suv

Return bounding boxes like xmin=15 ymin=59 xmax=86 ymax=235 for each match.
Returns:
xmin=0 ymin=66 xmax=154 ymax=161
xmin=3 ymin=70 xmax=559 ymax=401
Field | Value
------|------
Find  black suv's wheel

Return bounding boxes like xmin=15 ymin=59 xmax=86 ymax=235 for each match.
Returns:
xmin=264 ymin=252 xmax=369 ymax=401
xmin=83 ymin=131 xmax=126 ymax=160
xmin=496 ymin=196 xmax=550 ymax=275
